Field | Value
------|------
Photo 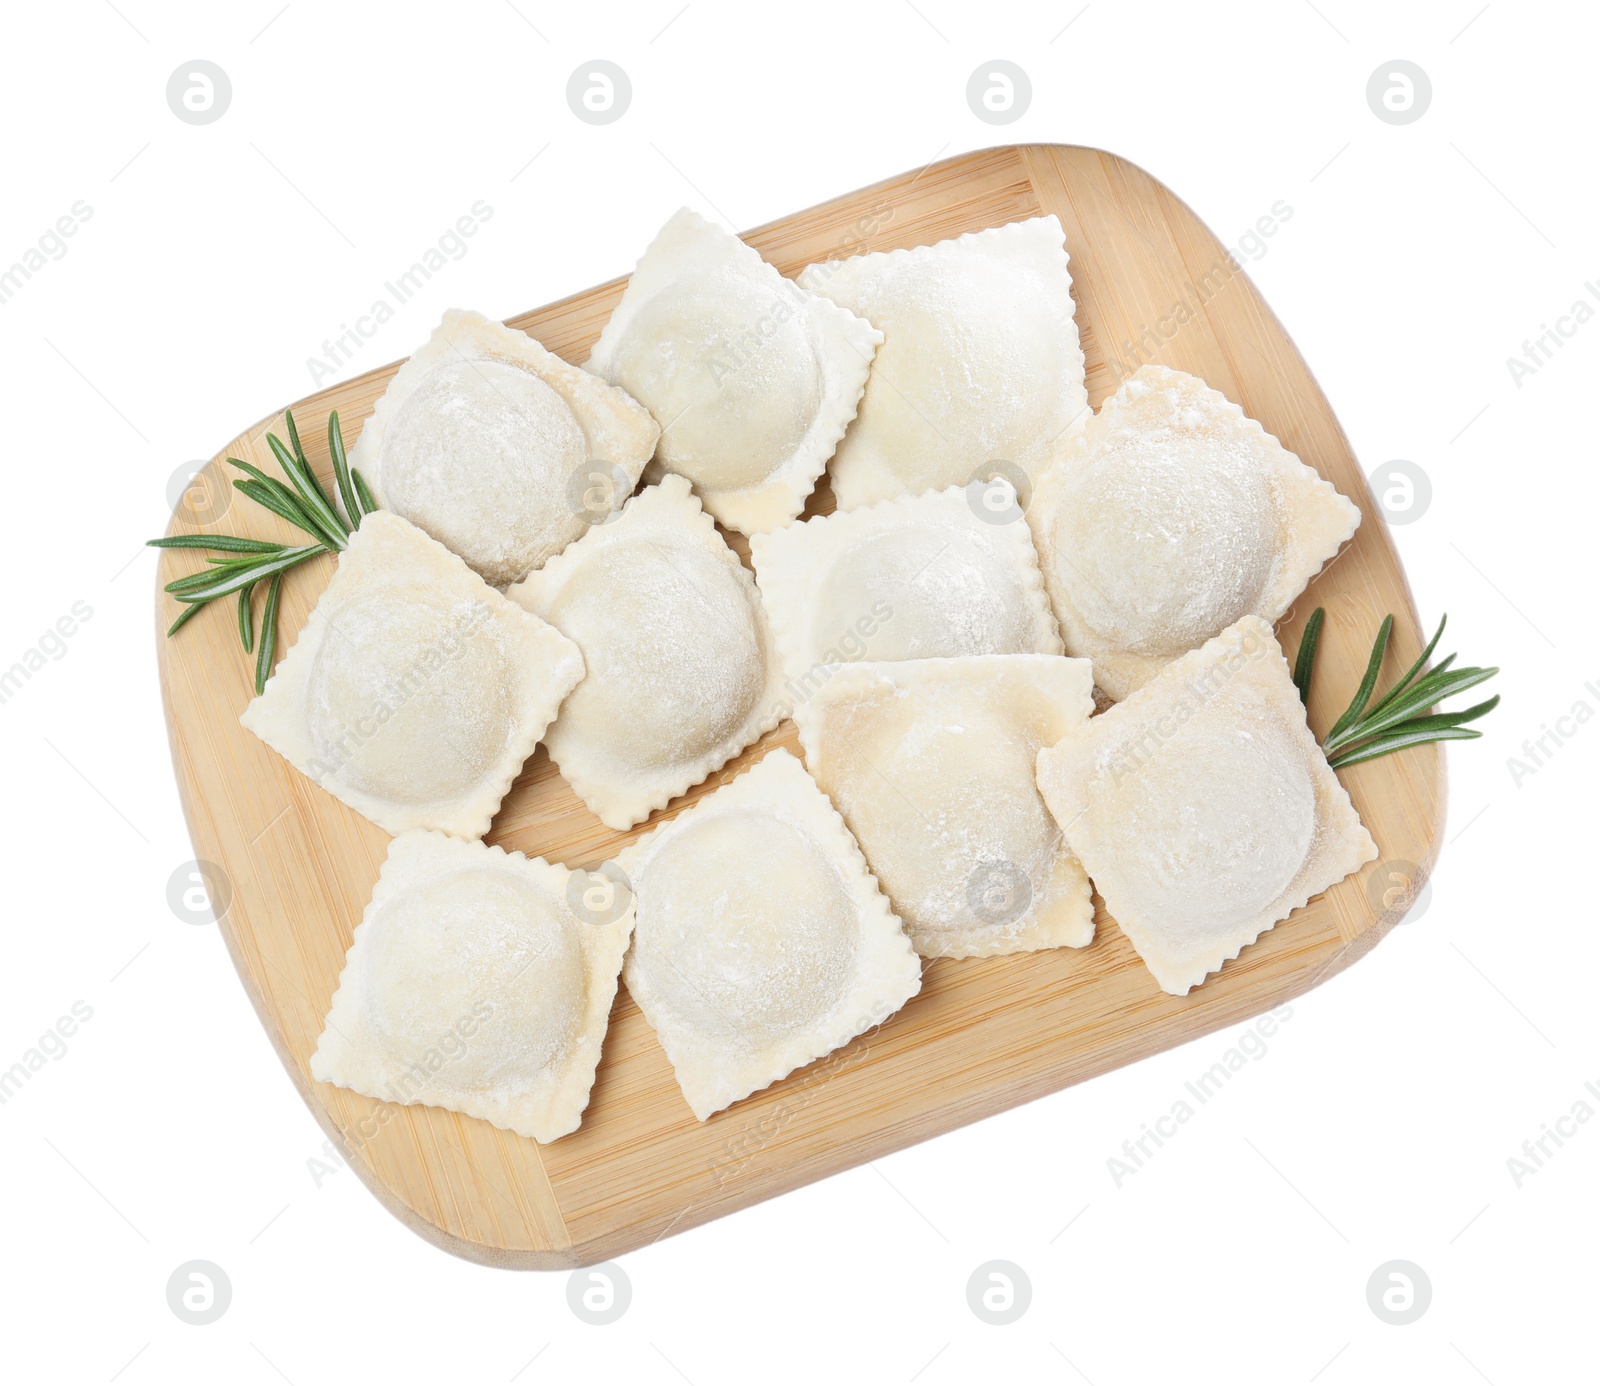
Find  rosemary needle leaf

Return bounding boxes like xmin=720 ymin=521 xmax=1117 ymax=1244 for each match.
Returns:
xmin=150 ymin=410 xmax=364 ymax=666
xmin=1365 ymin=612 xmax=1448 ymax=721
xmin=1330 ymin=697 xmax=1501 ymax=765
xmin=164 ymin=549 xmax=285 ymax=585
xmin=166 ymin=600 xmax=207 ymax=636
xmin=166 ymin=559 xmax=260 ymax=593
xmin=353 ymin=469 xmax=378 ymax=520
xmin=267 ymin=432 xmax=345 ymax=538
xmin=230 ymin=463 xmax=324 ymax=529
xmin=282 ymin=417 xmax=350 ymax=538
xmin=169 ymin=545 xmax=323 ymax=603
xmin=1326 ymin=614 xmax=1393 ymax=744
xmin=1396 ymin=694 xmax=1501 ymax=733
xmin=237 ymin=582 xmax=255 ymax=653
xmin=255 ymin=572 xmax=284 ymax=695
xmin=1327 ymin=725 xmax=1483 ymax=770
xmin=1293 ymin=607 xmax=1324 ymax=705
xmin=266 ymin=434 xmax=347 ymax=548
xmin=147 ymin=533 xmax=285 ymax=553
xmin=328 ymin=410 xmax=362 ymax=528
xmin=1325 ymin=666 xmax=1499 ymax=751
xmin=232 ymin=475 xmax=329 ymax=544
xmin=284 ymin=408 xmax=308 ymax=467
xmin=1309 ymin=610 xmax=1502 ymax=770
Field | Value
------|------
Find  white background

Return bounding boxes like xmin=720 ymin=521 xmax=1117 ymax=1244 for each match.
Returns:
xmin=1 ymin=1 xmax=1593 ymax=1382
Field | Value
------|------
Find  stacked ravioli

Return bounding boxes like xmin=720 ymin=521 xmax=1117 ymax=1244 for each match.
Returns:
xmin=241 ymin=206 xmax=1376 ymax=1141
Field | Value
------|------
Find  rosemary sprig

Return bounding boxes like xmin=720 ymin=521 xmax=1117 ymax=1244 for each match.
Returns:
xmin=1295 ymin=609 xmax=1500 ymax=769
xmin=1292 ymin=605 xmax=1324 ymax=705
xmin=149 ymin=409 xmax=377 ymax=693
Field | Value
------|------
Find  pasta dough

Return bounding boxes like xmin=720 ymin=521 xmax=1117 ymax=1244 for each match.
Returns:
xmin=796 ymin=655 xmax=1097 ymax=958
xmin=1028 ymin=365 xmax=1361 ymax=700
xmin=506 ymin=473 xmax=783 ymax=830
xmin=585 ymin=208 xmax=882 ymax=534
xmin=797 ymin=216 xmax=1087 ymax=509
xmin=749 ymin=483 xmax=1061 ymax=701
xmin=618 ymin=749 xmax=922 ymax=1120
xmin=1035 ymin=616 xmax=1377 ymax=995
xmin=241 ymin=510 xmax=584 ymax=840
xmin=352 ymin=308 xmax=659 ymax=586
xmin=310 ymin=830 xmax=632 ymax=1142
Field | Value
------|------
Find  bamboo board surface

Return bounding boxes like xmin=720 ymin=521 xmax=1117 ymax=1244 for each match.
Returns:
xmin=156 ymin=145 xmax=1444 ymax=1268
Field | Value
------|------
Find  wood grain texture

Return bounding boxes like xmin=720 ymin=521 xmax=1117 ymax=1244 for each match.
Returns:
xmin=156 ymin=145 xmax=1444 ymax=1268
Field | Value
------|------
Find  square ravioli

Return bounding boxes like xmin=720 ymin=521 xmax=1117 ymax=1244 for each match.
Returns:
xmin=241 ymin=510 xmax=584 ymax=840
xmin=1035 ymin=616 xmax=1377 ymax=995
xmin=351 ymin=308 xmax=659 ymax=587
xmin=749 ymin=483 xmax=1061 ymax=700
xmin=506 ymin=473 xmax=784 ymax=830
xmin=796 ymin=655 xmax=1097 ymax=958
xmin=618 ymin=749 xmax=922 ymax=1120
xmin=310 ymin=830 xmax=632 ymax=1143
xmin=1028 ymin=365 xmax=1361 ymax=700
xmin=585 ymin=208 xmax=882 ymax=535
xmin=797 ymin=215 xmax=1087 ymax=510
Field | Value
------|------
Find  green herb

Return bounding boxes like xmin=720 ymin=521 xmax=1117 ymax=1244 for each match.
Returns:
xmin=149 ymin=409 xmax=375 ymax=694
xmin=1295 ymin=609 xmax=1499 ymax=769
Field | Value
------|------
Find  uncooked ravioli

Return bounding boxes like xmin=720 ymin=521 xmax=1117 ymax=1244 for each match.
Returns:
xmin=363 ymin=870 xmax=584 ymax=1082
xmin=310 ymin=830 xmax=633 ymax=1143
xmin=749 ymin=483 xmax=1061 ymax=693
xmin=617 ymin=749 xmax=922 ymax=1120
xmin=795 ymin=655 xmax=1097 ymax=959
xmin=1028 ymin=365 xmax=1361 ymax=700
xmin=352 ymin=308 xmax=659 ymax=586
xmin=1035 ymin=616 xmax=1378 ymax=995
xmin=797 ymin=216 xmax=1087 ymax=510
xmin=241 ymin=510 xmax=584 ymax=841
xmin=506 ymin=472 xmax=784 ymax=830
xmin=305 ymin=590 xmax=512 ymax=806
xmin=629 ymin=809 xmax=857 ymax=1043
xmin=586 ymin=208 xmax=882 ymax=534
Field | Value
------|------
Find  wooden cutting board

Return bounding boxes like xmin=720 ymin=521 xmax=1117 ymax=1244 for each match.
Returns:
xmin=156 ymin=144 xmax=1444 ymax=1268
